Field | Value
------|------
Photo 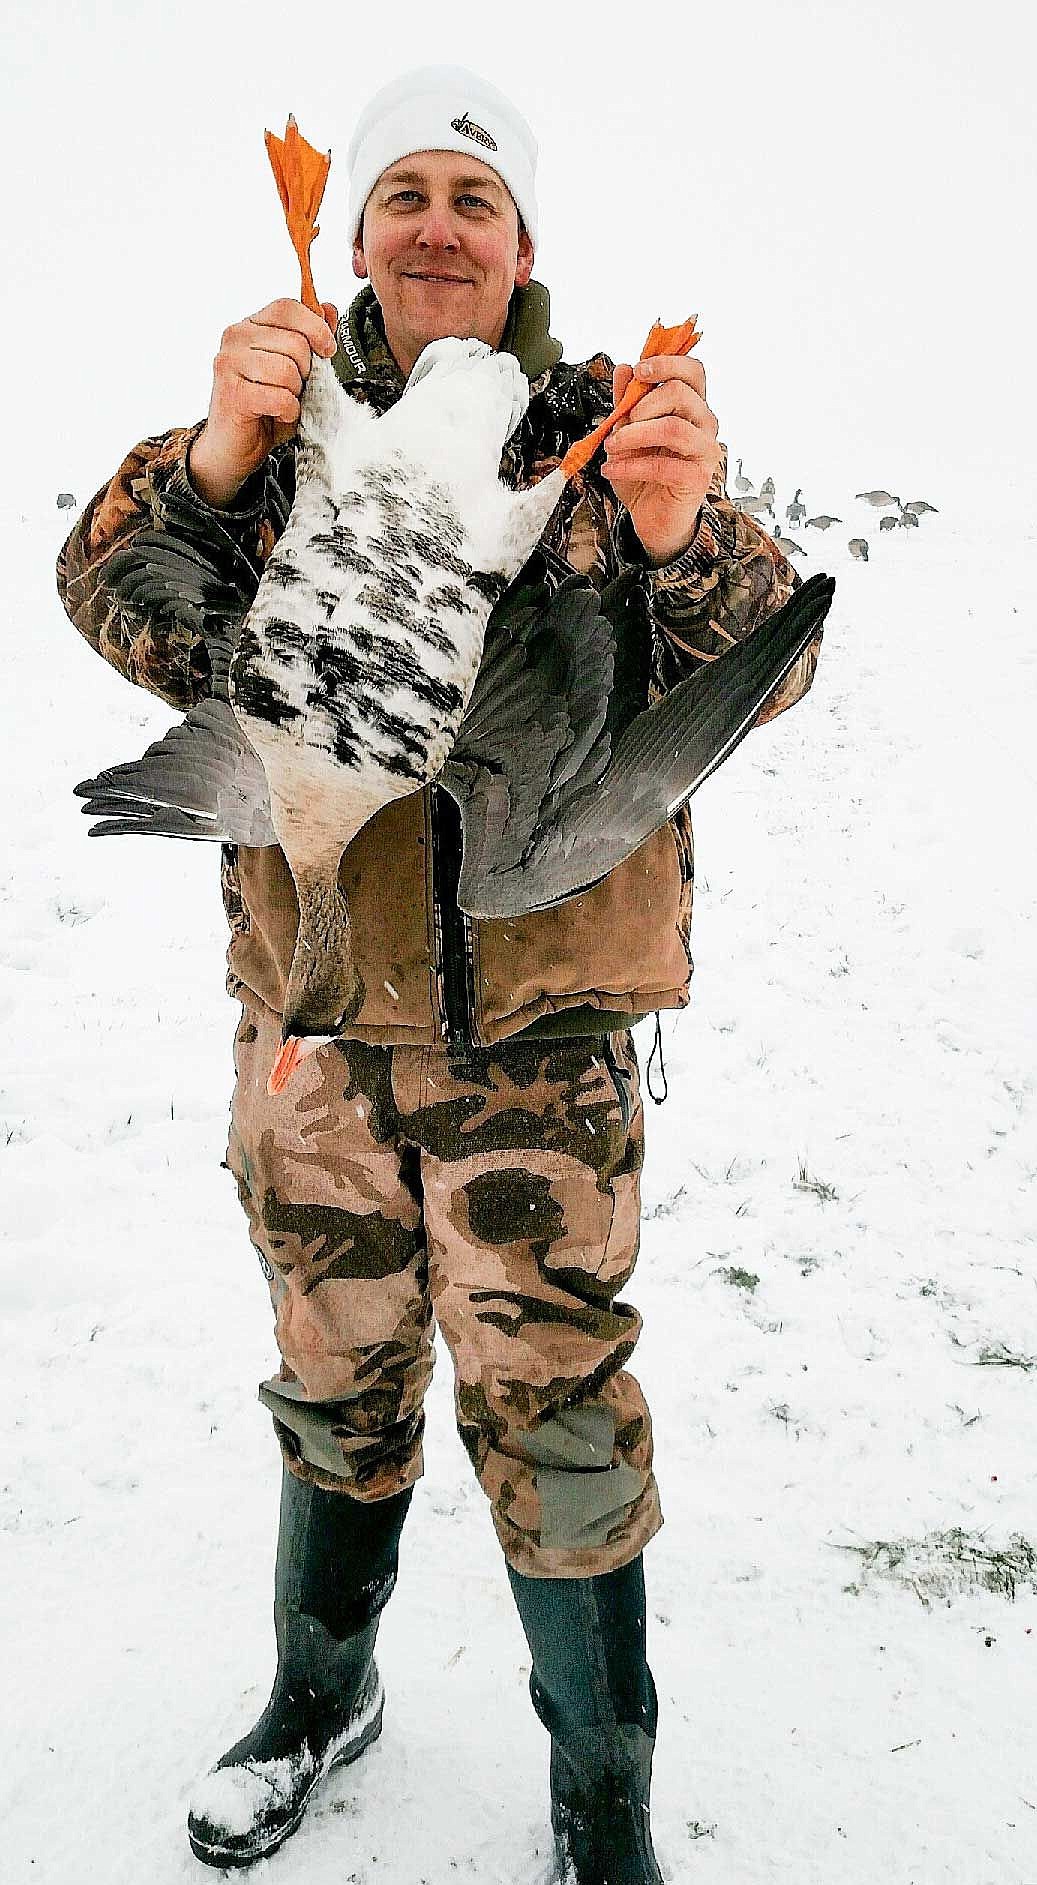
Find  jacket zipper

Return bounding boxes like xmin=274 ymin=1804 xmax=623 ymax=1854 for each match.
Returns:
xmin=430 ymin=783 xmax=476 ymax=1047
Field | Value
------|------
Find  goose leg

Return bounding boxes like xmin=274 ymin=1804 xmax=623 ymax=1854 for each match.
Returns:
xmin=497 ymin=466 xmax=568 ymax=580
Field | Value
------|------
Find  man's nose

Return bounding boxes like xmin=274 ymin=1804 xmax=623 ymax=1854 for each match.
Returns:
xmin=415 ymin=204 xmax=461 ymax=248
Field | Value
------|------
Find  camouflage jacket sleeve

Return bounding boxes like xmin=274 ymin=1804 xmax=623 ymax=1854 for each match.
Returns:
xmin=608 ymin=442 xmax=822 ymax=726
xmin=55 ymin=425 xmax=295 ymax=713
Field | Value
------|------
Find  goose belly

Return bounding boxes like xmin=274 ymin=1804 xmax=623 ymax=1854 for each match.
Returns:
xmin=230 ymin=463 xmax=500 ymax=811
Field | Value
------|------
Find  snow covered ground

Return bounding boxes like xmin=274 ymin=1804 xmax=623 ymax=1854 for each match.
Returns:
xmin=3 ymin=466 xmax=1035 ymax=1883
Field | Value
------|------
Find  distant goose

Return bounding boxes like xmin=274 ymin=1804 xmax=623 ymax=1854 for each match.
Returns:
xmin=848 ymin=538 xmax=870 ymax=561
xmin=56 ymin=492 xmax=76 ymax=510
xmin=855 ymin=489 xmax=900 ymax=508
xmin=902 ymin=498 xmax=938 ymax=515
xmin=772 ymin=524 xmax=807 ymax=559
xmin=878 ymin=515 xmax=900 ymax=532
xmin=895 ymin=502 xmax=919 ymax=529
xmin=785 ymin=488 xmax=806 ymax=526
xmin=733 ymin=457 xmax=755 ymax=496
xmin=805 ymin=514 xmax=841 ymax=531
xmin=733 ymin=494 xmax=775 ymax=518
xmin=759 ymin=475 xmax=776 ymax=505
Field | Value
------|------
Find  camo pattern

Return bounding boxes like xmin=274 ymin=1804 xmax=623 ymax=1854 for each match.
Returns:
xmin=56 ymin=281 xmax=817 ymax=731
xmin=56 ymin=426 xmax=222 ymax=713
xmin=226 ymin=995 xmax=661 ymax=1578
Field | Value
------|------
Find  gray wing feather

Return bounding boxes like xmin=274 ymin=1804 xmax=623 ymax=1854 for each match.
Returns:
xmin=446 ymin=570 xmax=835 ymax=917
xmin=74 ymin=696 xmax=275 ymax=845
xmin=442 ymin=568 xmax=623 ymax=875
xmin=103 ymin=527 xmax=247 ymax=701
xmin=76 ymin=516 xmax=276 ymax=842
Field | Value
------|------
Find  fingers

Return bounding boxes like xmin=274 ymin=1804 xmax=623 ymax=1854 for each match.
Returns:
xmin=244 ymin=345 xmax=304 ymax=395
xmin=618 ymin=376 xmax=715 ymax=431
xmin=612 ymin=362 xmax=635 ymax=406
xmin=212 ymin=339 xmax=301 ymax=429
xmin=603 ymin=454 xmax=716 ymax=489
xmin=604 ymin=390 xmax=723 ymax=489
xmin=251 ymin=296 xmax=338 ymax=357
xmin=605 ymin=354 xmax=719 ymax=483
xmin=606 ymin=409 xmax=719 ymax=460
xmin=210 ymin=295 xmax=338 ymax=434
xmin=233 ymin=372 xmax=301 ymax=429
xmin=635 ymin=354 xmax=707 ymax=397
xmin=217 ymin=299 xmax=335 ymax=392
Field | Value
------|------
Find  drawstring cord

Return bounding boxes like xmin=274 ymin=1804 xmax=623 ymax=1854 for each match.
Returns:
xmin=645 ymin=1012 xmax=668 ymax=1105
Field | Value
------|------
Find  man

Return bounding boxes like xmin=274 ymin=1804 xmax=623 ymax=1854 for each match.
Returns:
xmin=57 ymin=64 xmax=821 ymax=1884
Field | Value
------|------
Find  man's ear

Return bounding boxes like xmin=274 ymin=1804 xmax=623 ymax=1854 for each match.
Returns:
xmin=352 ymin=233 xmax=368 ymax=280
xmin=514 ymin=227 xmax=534 ymax=290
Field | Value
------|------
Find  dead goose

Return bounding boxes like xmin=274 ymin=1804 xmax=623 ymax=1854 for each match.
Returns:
xmin=230 ymin=332 xmax=570 ymax=1062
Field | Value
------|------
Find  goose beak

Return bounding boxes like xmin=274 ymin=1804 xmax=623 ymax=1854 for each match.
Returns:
xmin=267 ymin=1036 xmax=305 ymax=1096
xmin=267 ymin=1034 xmax=325 ymax=1096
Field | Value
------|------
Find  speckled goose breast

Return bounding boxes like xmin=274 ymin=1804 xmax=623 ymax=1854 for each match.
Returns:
xmin=227 ymin=341 xmax=563 ymax=864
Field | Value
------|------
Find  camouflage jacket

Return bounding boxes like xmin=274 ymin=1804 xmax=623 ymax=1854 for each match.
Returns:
xmin=56 ymin=280 xmax=821 ymax=1049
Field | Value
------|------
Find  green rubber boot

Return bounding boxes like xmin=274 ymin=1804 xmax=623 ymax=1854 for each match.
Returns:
xmin=187 ymin=1468 xmax=413 ymax=1868
xmin=506 ymin=1554 xmax=663 ymax=1885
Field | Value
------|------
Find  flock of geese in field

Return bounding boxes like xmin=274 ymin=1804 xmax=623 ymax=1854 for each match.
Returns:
xmin=730 ymin=464 xmax=938 ymax=563
xmin=59 ymin=472 xmax=941 ymax=567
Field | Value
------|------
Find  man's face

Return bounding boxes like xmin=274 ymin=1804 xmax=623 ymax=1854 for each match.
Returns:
xmin=352 ymin=150 xmax=534 ymax=376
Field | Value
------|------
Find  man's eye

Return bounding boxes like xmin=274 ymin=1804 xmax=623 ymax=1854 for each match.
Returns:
xmin=387 ymin=189 xmax=491 ymax=209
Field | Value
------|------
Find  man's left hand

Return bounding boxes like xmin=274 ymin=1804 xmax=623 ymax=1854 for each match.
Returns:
xmin=603 ymin=354 xmax=724 ymax=567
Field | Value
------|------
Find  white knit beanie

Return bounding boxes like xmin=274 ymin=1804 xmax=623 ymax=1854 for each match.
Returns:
xmin=346 ymin=65 xmax=539 ymax=248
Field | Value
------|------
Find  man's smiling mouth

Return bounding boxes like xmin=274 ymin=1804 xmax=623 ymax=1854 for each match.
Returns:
xmin=404 ymin=272 xmax=471 ymax=283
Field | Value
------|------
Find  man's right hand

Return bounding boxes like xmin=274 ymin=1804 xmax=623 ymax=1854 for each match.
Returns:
xmin=187 ymin=298 xmax=339 ymax=509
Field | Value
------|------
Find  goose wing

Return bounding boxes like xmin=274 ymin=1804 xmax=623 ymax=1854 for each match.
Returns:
xmin=74 ymin=510 xmax=275 ymax=843
xmin=74 ymin=696 xmax=275 ymax=843
xmin=442 ymin=569 xmax=835 ymax=918
xmin=439 ymin=553 xmax=651 ymax=881
xmin=100 ymin=506 xmax=257 ymax=703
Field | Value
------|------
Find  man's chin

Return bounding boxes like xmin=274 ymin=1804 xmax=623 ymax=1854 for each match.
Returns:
xmin=412 ymin=318 xmax=485 ymax=350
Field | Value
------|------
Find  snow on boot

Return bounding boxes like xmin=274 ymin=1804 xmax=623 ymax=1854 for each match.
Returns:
xmin=187 ymin=1467 xmax=412 ymax=1868
xmin=506 ymin=1553 xmax=663 ymax=1885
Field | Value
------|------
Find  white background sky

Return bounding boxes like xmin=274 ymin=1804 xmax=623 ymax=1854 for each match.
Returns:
xmin=4 ymin=8 xmax=1037 ymax=1880
xmin=4 ymin=0 xmax=1033 ymax=515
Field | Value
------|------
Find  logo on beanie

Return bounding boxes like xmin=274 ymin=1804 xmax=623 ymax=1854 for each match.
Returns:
xmin=451 ymin=111 xmax=498 ymax=152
